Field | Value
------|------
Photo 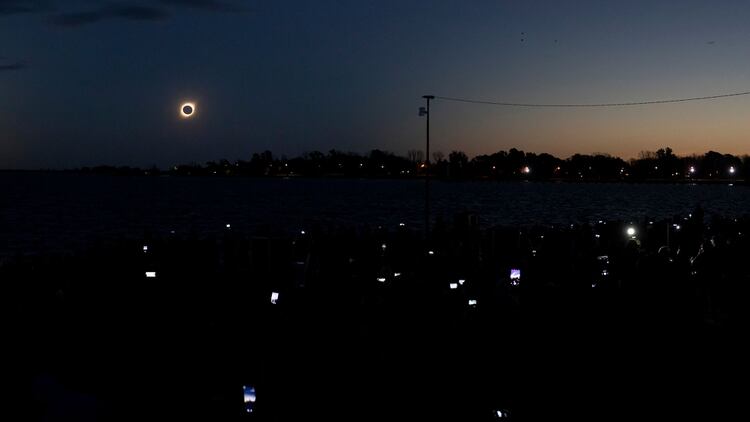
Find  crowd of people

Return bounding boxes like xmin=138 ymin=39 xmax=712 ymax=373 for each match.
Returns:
xmin=4 ymin=207 xmax=749 ymax=420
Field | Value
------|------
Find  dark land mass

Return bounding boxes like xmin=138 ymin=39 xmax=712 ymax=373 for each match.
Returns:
xmin=7 ymin=147 xmax=750 ymax=184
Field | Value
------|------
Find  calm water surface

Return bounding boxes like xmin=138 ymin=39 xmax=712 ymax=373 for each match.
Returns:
xmin=1 ymin=172 xmax=748 ymax=255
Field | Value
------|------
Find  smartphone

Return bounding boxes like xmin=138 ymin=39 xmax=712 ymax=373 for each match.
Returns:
xmin=510 ymin=269 xmax=521 ymax=286
xmin=243 ymin=385 xmax=256 ymax=414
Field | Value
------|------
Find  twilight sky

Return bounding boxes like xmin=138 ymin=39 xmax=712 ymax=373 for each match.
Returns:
xmin=2 ymin=0 xmax=750 ymax=169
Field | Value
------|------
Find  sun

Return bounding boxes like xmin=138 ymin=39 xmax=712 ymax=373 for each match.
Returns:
xmin=180 ymin=102 xmax=196 ymax=118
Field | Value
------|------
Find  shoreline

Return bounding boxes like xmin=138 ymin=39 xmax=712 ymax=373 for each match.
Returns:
xmin=1 ymin=169 xmax=746 ymax=185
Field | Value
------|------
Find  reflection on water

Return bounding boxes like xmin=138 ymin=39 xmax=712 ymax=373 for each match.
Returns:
xmin=1 ymin=172 xmax=747 ymax=255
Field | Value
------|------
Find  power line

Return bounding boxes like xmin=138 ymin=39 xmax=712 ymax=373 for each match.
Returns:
xmin=435 ymin=90 xmax=750 ymax=108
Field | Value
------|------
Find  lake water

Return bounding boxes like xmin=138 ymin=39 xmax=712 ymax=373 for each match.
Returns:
xmin=1 ymin=172 xmax=748 ymax=255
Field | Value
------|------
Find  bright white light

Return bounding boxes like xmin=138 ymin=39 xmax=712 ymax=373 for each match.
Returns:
xmin=595 ymin=234 xmax=601 ymax=238
xmin=602 ymin=270 xmax=608 ymax=276
xmin=393 ymin=272 xmax=401 ymax=277
xmin=495 ymin=409 xmax=509 ymax=419
xmin=381 ymin=243 xmax=387 ymax=250
xmin=674 ymin=224 xmax=681 ymax=230
xmin=522 ymin=166 xmax=531 ymax=174
xmin=145 ymin=271 xmax=156 ymax=278
xmin=626 ymin=227 xmax=636 ymax=236
xmin=468 ymin=299 xmax=477 ymax=306
xmin=399 ymin=222 xmax=406 ymax=227
xmin=377 ymin=277 xmax=386 ymax=283
xmin=730 ymin=166 xmax=736 ymax=174
xmin=142 ymin=245 xmax=148 ymax=252
xmin=428 ymin=250 xmax=435 ymax=255
xmin=226 ymin=223 xmax=231 ymax=228
xmin=458 ymin=279 xmax=466 ymax=285
xmin=449 ymin=283 xmax=458 ymax=289
xmin=271 ymin=292 xmax=279 ymax=304
xmin=689 ymin=166 xmax=696 ymax=174
xmin=300 ymin=230 xmax=306 ymax=235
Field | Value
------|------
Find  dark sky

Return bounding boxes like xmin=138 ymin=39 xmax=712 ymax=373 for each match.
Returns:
xmin=3 ymin=0 xmax=750 ymax=169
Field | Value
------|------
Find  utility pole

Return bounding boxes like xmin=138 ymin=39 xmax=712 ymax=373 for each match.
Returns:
xmin=420 ymin=95 xmax=435 ymax=236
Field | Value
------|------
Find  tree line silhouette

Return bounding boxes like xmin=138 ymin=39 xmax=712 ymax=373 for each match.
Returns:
xmin=74 ymin=147 xmax=749 ymax=181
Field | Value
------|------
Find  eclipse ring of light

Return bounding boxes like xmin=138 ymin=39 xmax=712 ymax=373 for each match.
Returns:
xmin=181 ymin=103 xmax=195 ymax=117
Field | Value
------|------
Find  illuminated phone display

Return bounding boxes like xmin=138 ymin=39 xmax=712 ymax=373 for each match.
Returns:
xmin=510 ymin=269 xmax=521 ymax=286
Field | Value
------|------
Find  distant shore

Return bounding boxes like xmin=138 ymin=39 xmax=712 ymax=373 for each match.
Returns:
xmin=4 ymin=146 xmax=748 ymax=184
xmin=1 ymin=168 xmax=746 ymax=185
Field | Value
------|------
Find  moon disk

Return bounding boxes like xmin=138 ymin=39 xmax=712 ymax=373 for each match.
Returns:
xmin=181 ymin=103 xmax=195 ymax=118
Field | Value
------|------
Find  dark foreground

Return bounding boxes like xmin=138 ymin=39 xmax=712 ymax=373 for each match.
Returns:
xmin=3 ymin=211 xmax=750 ymax=420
